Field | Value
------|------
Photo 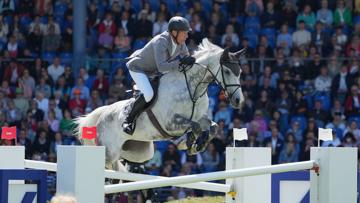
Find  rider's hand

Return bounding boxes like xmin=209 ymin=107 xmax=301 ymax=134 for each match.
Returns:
xmin=180 ymin=56 xmax=196 ymax=66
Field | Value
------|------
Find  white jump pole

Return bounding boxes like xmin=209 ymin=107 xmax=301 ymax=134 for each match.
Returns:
xmin=226 ymin=147 xmax=271 ymax=203
xmin=104 ymin=160 xmax=316 ymax=194
xmin=310 ymin=147 xmax=357 ymax=203
xmin=56 ymin=146 xmax=105 ymax=203
xmin=104 ymin=170 xmax=231 ymax=193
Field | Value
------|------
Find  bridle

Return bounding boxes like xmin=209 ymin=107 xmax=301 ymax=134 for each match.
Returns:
xmin=179 ymin=57 xmax=242 ymax=121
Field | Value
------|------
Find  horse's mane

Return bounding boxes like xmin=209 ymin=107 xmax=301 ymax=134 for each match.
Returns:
xmin=193 ymin=38 xmax=223 ymax=59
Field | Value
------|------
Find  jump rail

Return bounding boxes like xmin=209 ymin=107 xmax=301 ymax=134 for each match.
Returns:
xmin=104 ymin=160 xmax=317 ymax=194
xmin=24 ymin=159 xmax=231 ymax=193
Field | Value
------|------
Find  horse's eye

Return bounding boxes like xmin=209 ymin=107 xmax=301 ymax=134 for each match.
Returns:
xmin=224 ymin=69 xmax=231 ymax=74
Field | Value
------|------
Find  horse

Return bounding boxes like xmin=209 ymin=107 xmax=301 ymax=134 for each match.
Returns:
xmin=75 ymin=38 xmax=245 ymax=169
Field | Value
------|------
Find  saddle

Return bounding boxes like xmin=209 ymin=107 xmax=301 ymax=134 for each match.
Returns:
xmin=131 ymin=74 xmax=174 ymax=138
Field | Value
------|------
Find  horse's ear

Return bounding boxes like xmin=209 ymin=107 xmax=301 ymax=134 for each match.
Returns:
xmin=222 ymin=48 xmax=230 ymax=60
xmin=235 ymin=48 xmax=247 ymax=58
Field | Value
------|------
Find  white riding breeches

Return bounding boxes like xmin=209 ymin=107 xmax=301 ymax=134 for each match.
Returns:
xmin=129 ymin=70 xmax=154 ymax=102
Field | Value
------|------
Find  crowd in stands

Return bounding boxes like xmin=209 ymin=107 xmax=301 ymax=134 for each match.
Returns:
xmin=0 ymin=0 xmax=360 ymax=201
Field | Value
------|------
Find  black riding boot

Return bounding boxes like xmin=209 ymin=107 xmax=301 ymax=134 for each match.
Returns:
xmin=123 ymin=95 xmax=148 ymax=135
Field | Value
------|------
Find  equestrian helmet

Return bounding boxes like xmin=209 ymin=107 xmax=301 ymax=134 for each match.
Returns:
xmin=168 ymin=16 xmax=191 ymax=32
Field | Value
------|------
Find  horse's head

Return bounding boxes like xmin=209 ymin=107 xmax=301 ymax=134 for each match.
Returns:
xmin=215 ymin=47 xmax=245 ymax=109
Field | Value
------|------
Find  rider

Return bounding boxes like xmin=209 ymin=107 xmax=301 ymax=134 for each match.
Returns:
xmin=123 ymin=16 xmax=196 ymax=135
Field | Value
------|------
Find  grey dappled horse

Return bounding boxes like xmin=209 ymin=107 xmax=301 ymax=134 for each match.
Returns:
xmin=75 ymin=38 xmax=245 ymax=168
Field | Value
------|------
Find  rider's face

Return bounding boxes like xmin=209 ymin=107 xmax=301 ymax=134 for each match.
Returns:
xmin=172 ymin=30 xmax=188 ymax=44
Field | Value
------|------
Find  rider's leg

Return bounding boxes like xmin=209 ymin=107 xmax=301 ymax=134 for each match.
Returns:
xmin=123 ymin=70 xmax=154 ymax=135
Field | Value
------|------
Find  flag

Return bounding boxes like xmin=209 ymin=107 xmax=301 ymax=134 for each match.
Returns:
xmin=1 ymin=126 xmax=17 ymax=140
xmin=82 ymin=126 xmax=97 ymax=139
xmin=318 ymin=128 xmax=333 ymax=141
xmin=233 ymin=128 xmax=248 ymax=141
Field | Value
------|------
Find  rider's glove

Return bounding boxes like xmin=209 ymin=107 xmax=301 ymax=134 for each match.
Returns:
xmin=179 ymin=56 xmax=196 ymax=66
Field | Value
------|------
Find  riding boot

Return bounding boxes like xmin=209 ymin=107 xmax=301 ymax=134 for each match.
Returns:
xmin=123 ymin=94 xmax=148 ymax=135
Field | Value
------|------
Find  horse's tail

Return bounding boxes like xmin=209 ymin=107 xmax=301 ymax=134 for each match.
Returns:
xmin=74 ymin=106 xmax=106 ymax=146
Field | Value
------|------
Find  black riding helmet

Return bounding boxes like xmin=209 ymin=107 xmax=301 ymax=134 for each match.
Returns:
xmin=168 ymin=16 xmax=192 ymax=32
xmin=168 ymin=16 xmax=191 ymax=44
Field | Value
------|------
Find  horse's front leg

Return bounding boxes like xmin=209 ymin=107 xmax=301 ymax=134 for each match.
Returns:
xmin=185 ymin=116 xmax=218 ymax=155
xmin=193 ymin=120 xmax=218 ymax=153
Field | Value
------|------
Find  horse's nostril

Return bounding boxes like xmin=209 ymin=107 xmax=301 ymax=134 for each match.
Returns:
xmin=236 ymin=98 xmax=240 ymax=104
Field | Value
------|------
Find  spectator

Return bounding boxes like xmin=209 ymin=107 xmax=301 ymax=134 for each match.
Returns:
xmin=292 ymin=20 xmax=311 ymax=49
xmin=341 ymin=132 xmax=357 ymax=147
xmin=35 ymin=78 xmax=51 ymax=99
xmin=299 ymin=132 xmax=316 ymax=161
xmin=20 ymin=69 xmax=35 ymax=98
xmin=44 ymin=15 xmax=60 ymax=35
xmin=333 ymin=0 xmax=352 ymax=27
xmin=99 ymin=12 xmax=117 ymax=37
xmin=343 ymin=121 xmax=360 ymax=141
xmin=277 ymin=24 xmax=293 ymax=55
xmin=314 ymin=66 xmax=332 ymax=94
xmin=92 ymin=69 xmax=109 ymax=99
xmin=50 ymin=132 xmax=63 ymax=154
xmin=32 ymin=130 xmax=51 ymax=159
xmin=214 ymin=101 xmax=232 ymax=126
xmin=62 ymin=66 xmax=74 ymax=88
xmin=279 ymin=141 xmax=299 ymax=163
xmin=331 ymin=64 xmax=351 ymax=102
xmin=68 ymin=89 xmax=86 ymax=117
xmin=261 ymin=2 xmax=279 ymax=29
xmin=221 ymin=24 xmax=239 ymax=48
xmin=201 ymin=143 xmax=220 ymax=172
xmin=6 ymin=100 xmax=22 ymax=126
xmin=59 ymin=109 xmax=75 ymax=137
xmin=109 ymin=75 xmax=127 ymax=100
xmin=245 ymin=0 xmax=264 ymax=16
xmin=312 ymin=21 xmax=330 ymax=55
xmin=264 ymin=127 xmax=284 ymax=164
xmin=29 ymin=15 xmax=46 ymax=34
xmin=48 ymin=99 xmax=62 ymax=120
xmin=145 ymin=143 xmax=162 ymax=175
xmin=134 ymin=10 xmax=153 ymax=39
xmin=47 ymin=57 xmax=64 ymax=83
xmin=119 ymin=11 xmax=134 ymax=36
xmin=17 ymin=128 xmax=32 ymax=158
xmin=113 ymin=27 xmax=131 ymax=52
xmin=13 ymin=88 xmax=29 ymax=117
xmin=98 ymin=26 xmax=114 ymax=50
xmin=345 ymin=84 xmax=360 ymax=116
xmin=7 ymin=35 xmax=19 ymax=58
xmin=152 ymin=13 xmax=168 ymax=37
xmin=280 ymin=2 xmax=297 ymax=28
xmin=291 ymin=91 xmax=307 ymax=116
xmin=296 ymin=4 xmax=316 ymax=29
xmin=86 ymin=90 xmax=103 ymax=112
xmin=316 ymin=0 xmax=333 ymax=27
xmin=34 ymin=91 xmax=49 ymax=115
xmin=47 ymin=110 xmax=59 ymax=133
xmin=35 ymin=0 xmax=52 ymax=16
xmin=71 ymin=78 xmax=90 ymax=100
xmin=3 ymin=58 xmax=24 ymax=86
xmin=42 ymin=24 xmax=61 ymax=52
xmin=27 ymin=100 xmax=44 ymax=122
xmin=162 ymin=143 xmax=181 ymax=172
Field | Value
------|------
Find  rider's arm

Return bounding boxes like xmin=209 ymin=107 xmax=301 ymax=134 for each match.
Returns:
xmin=153 ymin=37 xmax=180 ymax=72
